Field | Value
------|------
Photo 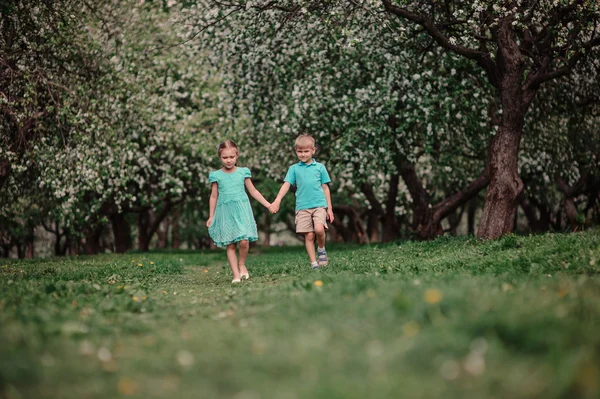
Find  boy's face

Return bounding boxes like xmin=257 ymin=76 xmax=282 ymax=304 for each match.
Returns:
xmin=295 ymin=146 xmax=315 ymax=164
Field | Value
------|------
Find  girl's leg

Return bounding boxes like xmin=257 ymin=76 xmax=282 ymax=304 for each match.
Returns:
xmin=238 ymin=240 xmax=250 ymax=276
xmin=226 ymin=243 xmax=240 ymax=280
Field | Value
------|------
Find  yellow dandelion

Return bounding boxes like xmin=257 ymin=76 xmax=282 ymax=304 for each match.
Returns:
xmin=117 ymin=377 xmax=138 ymax=396
xmin=150 ymin=261 xmax=155 ymax=265
xmin=203 ymin=269 xmax=209 ymax=273
xmin=133 ymin=296 xmax=140 ymax=302
xmin=138 ymin=263 xmax=143 ymax=267
xmin=403 ymin=321 xmax=420 ymax=337
xmin=424 ymin=288 xmax=443 ymax=304
xmin=314 ymin=280 xmax=323 ymax=287
xmin=131 ymin=260 xmax=134 ymax=263
xmin=162 ymin=290 xmax=168 ymax=295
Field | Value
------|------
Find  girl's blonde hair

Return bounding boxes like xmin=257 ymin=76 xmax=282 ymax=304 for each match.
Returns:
xmin=217 ymin=140 xmax=239 ymax=157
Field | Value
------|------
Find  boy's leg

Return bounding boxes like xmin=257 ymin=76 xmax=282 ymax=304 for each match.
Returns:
xmin=226 ymin=243 xmax=240 ymax=280
xmin=238 ymin=240 xmax=249 ymax=276
xmin=305 ymin=232 xmax=317 ymax=264
xmin=313 ymin=209 xmax=329 ymax=266
xmin=314 ymin=223 xmax=326 ymax=248
xmin=297 ymin=209 xmax=319 ymax=268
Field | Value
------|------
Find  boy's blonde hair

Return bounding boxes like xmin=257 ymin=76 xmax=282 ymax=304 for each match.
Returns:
xmin=295 ymin=134 xmax=315 ymax=149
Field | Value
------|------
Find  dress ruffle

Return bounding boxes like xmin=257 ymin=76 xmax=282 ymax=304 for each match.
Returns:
xmin=208 ymin=198 xmax=258 ymax=247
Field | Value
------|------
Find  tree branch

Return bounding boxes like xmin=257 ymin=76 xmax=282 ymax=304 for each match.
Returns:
xmin=432 ymin=171 xmax=489 ymax=222
xmin=525 ymin=37 xmax=600 ymax=90
xmin=380 ymin=0 xmax=499 ymax=87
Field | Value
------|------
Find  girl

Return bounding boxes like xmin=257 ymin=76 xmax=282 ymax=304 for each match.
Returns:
xmin=206 ymin=140 xmax=271 ymax=283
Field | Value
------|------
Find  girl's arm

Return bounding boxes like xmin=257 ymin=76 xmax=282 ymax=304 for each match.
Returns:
xmin=270 ymin=182 xmax=291 ymax=213
xmin=245 ymin=179 xmax=271 ymax=209
xmin=322 ymin=183 xmax=335 ymax=223
xmin=206 ymin=183 xmax=218 ymax=227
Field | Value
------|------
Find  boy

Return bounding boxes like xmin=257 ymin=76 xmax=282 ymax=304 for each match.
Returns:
xmin=269 ymin=134 xmax=334 ymax=268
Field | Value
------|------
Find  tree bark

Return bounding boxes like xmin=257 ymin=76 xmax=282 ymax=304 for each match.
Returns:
xmin=477 ymin=20 xmax=532 ymax=239
xmin=83 ymin=225 xmax=103 ymax=255
xmin=467 ymin=198 xmax=477 ymax=236
xmin=0 ymin=159 xmax=11 ymax=191
xmin=24 ymin=222 xmax=35 ymax=259
xmin=556 ymin=175 xmax=588 ymax=232
xmin=401 ymin=157 xmax=488 ymax=240
xmin=331 ymin=205 xmax=367 ymax=244
xmin=520 ymin=197 xmax=551 ymax=233
xmin=361 ymin=181 xmax=399 ymax=243
xmin=156 ymin=219 xmax=169 ymax=249
xmin=137 ymin=211 xmax=151 ymax=252
xmin=445 ymin=206 xmax=465 ymax=236
xmin=111 ymin=212 xmax=132 ymax=253
xmin=477 ymin=124 xmax=525 ymax=238
xmin=171 ymin=208 xmax=181 ymax=249
xmin=137 ymin=202 xmax=173 ymax=252
xmin=366 ymin=210 xmax=380 ymax=243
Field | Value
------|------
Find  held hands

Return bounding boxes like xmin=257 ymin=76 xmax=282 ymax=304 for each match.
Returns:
xmin=269 ymin=200 xmax=281 ymax=214
xmin=206 ymin=218 xmax=213 ymax=228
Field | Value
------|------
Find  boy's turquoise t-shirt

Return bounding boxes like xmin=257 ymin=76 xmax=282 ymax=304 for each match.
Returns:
xmin=284 ymin=159 xmax=331 ymax=212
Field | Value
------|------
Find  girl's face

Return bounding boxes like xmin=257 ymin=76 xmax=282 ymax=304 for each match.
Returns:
xmin=220 ymin=148 xmax=238 ymax=170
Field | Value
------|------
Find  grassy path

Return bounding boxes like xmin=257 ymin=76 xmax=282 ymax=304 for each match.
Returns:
xmin=1 ymin=231 xmax=600 ymax=398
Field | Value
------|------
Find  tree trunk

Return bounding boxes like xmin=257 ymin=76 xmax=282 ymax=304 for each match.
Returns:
xmin=477 ymin=20 xmax=532 ymax=239
xmin=84 ymin=225 xmax=103 ymax=255
xmin=467 ymin=198 xmax=477 ymax=235
xmin=366 ymin=210 xmax=380 ymax=243
xmin=171 ymin=208 xmax=181 ymax=249
xmin=156 ymin=219 xmax=169 ymax=249
xmin=520 ymin=197 xmax=551 ymax=233
xmin=399 ymin=160 xmax=441 ymax=240
xmin=0 ymin=159 xmax=11 ymax=192
xmin=17 ymin=243 xmax=24 ymax=259
xmin=137 ymin=211 xmax=151 ymax=252
xmin=477 ymin=125 xmax=524 ymax=238
xmin=556 ymin=175 xmax=589 ymax=232
xmin=136 ymin=204 xmax=173 ymax=252
xmin=53 ymin=223 xmax=63 ymax=256
xmin=111 ymin=212 xmax=132 ymax=253
xmin=445 ymin=206 xmax=465 ymax=236
xmin=24 ymin=222 xmax=35 ymax=259
xmin=563 ymin=198 xmax=579 ymax=232
xmin=331 ymin=205 xmax=367 ymax=244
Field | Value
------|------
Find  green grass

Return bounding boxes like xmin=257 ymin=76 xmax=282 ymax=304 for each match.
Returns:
xmin=1 ymin=231 xmax=600 ymax=399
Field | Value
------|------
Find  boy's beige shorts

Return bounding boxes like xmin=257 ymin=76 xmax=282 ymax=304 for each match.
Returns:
xmin=295 ymin=207 xmax=328 ymax=233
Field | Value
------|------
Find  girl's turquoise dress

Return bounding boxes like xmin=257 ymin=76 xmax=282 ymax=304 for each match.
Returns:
xmin=208 ymin=167 xmax=258 ymax=247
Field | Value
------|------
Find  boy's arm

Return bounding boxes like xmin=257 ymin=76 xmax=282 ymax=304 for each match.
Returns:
xmin=269 ymin=182 xmax=291 ymax=213
xmin=244 ymin=179 xmax=271 ymax=209
xmin=206 ymin=183 xmax=218 ymax=227
xmin=322 ymin=183 xmax=334 ymax=223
